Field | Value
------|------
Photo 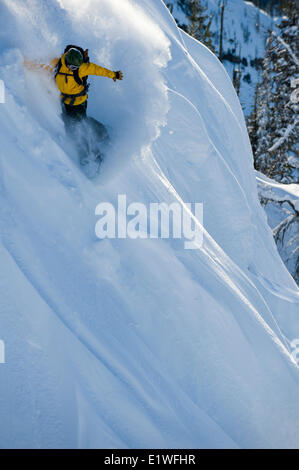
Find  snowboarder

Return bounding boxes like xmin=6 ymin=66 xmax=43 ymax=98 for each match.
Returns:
xmin=25 ymin=45 xmax=123 ymax=173
xmin=25 ymin=45 xmax=123 ymax=121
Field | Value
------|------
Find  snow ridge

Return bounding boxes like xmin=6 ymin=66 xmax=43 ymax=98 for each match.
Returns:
xmin=0 ymin=0 xmax=298 ymax=449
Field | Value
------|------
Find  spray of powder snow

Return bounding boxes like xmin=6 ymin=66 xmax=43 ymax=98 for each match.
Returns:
xmin=1 ymin=0 xmax=171 ymax=180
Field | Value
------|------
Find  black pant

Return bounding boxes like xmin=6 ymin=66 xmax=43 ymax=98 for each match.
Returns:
xmin=62 ymin=101 xmax=87 ymax=121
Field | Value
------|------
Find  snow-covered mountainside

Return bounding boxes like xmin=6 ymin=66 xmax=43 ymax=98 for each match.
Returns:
xmin=0 ymin=0 xmax=299 ymax=449
xmin=169 ymin=0 xmax=276 ymax=116
xmin=256 ymin=172 xmax=299 ymax=285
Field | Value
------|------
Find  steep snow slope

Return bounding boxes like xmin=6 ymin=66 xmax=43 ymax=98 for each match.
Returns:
xmin=0 ymin=0 xmax=298 ymax=449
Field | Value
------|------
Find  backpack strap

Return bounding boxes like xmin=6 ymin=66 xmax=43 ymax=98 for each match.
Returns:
xmin=54 ymin=58 xmax=72 ymax=83
xmin=73 ymin=68 xmax=85 ymax=87
xmin=54 ymin=58 xmax=62 ymax=78
xmin=61 ymin=85 xmax=90 ymax=106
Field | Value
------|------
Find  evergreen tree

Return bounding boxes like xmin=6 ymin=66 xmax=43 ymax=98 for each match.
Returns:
xmin=281 ymin=0 xmax=297 ymax=24
xmin=248 ymin=1 xmax=299 ymax=183
xmin=178 ymin=0 xmax=215 ymax=51
xmin=249 ymin=0 xmax=281 ymax=16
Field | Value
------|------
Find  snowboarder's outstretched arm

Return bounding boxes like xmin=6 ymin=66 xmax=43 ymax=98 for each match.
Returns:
xmin=79 ymin=62 xmax=123 ymax=81
xmin=24 ymin=58 xmax=59 ymax=72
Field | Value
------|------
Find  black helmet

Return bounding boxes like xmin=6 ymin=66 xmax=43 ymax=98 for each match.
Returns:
xmin=65 ymin=48 xmax=83 ymax=68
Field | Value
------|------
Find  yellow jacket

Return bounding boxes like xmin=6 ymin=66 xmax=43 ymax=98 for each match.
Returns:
xmin=25 ymin=53 xmax=117 ymax=106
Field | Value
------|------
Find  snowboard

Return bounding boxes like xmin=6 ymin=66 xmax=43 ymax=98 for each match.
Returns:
xmin=64 ymin=115 xmax=110 ymax=178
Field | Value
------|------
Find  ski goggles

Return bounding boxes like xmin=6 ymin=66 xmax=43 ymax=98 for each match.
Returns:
xmin=68 ymin=64 xmax=80 ymax=71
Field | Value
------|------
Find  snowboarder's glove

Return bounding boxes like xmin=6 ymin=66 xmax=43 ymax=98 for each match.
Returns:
xmin=113 ymin=71 xmax=123 ymax=82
